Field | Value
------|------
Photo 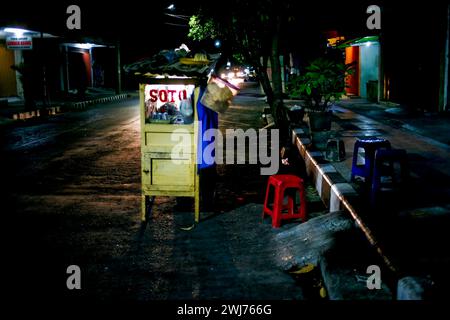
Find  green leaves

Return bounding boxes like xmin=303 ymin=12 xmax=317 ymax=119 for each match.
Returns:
xmin=287 ymin=57 xmax=355 ymax=110
xmin=306 ymin=86 xmax=312 ymax=95
xmin=188 ymin=15 xmax=218 ymax=41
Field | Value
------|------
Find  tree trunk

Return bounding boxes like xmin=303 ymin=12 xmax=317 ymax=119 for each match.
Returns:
xmin=269 ymin=16 xmax=289 ymax=142
xmin=244 ymin=52 xmax=274 ymax=105
xmin=258 ymin=56 xmax=274 ymax=104
xmin=237 ymin=13 xmax=288 ymax=142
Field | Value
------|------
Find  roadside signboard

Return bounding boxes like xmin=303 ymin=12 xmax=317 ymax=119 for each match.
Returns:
xmin=6 ymin=36 xmax=33 ymax=50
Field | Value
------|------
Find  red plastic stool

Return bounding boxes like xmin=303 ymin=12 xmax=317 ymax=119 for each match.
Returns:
xmin=263 ymin=174 xmax=307 ymax=228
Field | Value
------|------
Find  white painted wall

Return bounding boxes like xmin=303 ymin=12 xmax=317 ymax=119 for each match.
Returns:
xmin=359 ymin=43 xmax=380 ymax=98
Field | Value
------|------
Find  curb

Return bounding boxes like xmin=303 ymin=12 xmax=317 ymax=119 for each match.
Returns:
xmin=7 ymin=93 xmax=130 ymax=121
xmin=292 ymin=128 xmax=359 ymax=214
xmin=291 ymin=127 xmax=397 ymax=299
xmin=67 ymin=93 xmax=129 ymax=110
xmin=291 ymin=126 xmax=440 ymax=300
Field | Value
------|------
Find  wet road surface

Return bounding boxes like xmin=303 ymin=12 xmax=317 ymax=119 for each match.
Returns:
xmin=1 ymin=86 xmax=310 ymax=303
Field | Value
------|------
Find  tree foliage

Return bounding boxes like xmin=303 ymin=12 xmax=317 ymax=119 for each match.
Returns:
xmin=188 ymin=15 xmax=217 ymax=41
xmin=187 ymin=0 xmax=299 ymax=138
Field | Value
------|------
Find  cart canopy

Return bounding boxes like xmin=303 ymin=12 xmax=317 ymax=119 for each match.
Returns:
xmin=124 ymin=46 xmax=220 ymax=79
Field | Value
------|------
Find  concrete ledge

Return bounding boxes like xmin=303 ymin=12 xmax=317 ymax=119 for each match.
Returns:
xmin=274 ymin=211 xmax=354 ymax=271
xmin=274 ymin=209 xmax=394 ymax=300
xmin=320 ymin=247 xmax=393 ymax=300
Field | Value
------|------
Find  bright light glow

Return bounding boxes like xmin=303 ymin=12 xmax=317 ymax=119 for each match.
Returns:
xmin=229 ymin=77 xmax=244 ymax=87
xmin=220 ymin=73 xmax=226 ymax=79
xmin=366 ymin=42 xmax=372 ymax=47
xmin=214 ymin=40 xmax=221 ymax=48
xmin=4 ymin=27 xmax=30 ymax=36
xmin=167 ymin=4 xmax=175 ymax=10
xmin=226 ymin=61 xmax=231 ymax=67
xmin=228 ymin=72 xmax=236 ymax=79
xmin=62 ymin=43 xmax=106 ymax=49
xmin=74 ymin=43 xmax=94 ymax=49
xmin=154 ymin=75 xmax=189 ymax=79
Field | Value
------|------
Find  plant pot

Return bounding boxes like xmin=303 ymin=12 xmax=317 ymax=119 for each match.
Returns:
xmin=310 ymin=131 xmax=333 ymax=151
xmin=306 ymin=111 xmax=332 ymax=131
xmin=287 ymin=107 xmax=305 ymax=124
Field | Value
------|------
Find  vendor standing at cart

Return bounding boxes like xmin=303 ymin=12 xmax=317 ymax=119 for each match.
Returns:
xmin=197 ymin=72 xmax=240 ymax=211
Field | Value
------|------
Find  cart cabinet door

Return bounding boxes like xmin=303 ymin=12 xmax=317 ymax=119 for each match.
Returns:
xmin=152 ymin=158 xmax=194 ymax=186
xmin=142 ymin=153 xmax=195 ymax=192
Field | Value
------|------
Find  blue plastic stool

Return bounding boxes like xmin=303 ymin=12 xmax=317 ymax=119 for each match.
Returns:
xmin=351 ymin=137 xmax=391 ymax=185
xmin=370 ymin=148 xmax=409 ymax=206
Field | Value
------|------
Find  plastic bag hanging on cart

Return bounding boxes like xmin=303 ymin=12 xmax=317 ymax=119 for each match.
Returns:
xmin=200 ymin=75 xmax=240 ymax=113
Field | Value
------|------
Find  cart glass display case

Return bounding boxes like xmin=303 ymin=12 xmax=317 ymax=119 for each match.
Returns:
xmin=144 ymin=83 xmax=195 ymax=124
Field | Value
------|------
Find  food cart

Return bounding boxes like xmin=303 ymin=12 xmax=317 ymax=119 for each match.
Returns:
xmin=140 ymin=78 xmax=200 ymax=222
xmin=125 ymin=48 xmax=219 ymax=223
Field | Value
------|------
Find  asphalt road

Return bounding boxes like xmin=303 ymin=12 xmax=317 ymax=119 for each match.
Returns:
xmin=1 ymin=86 xmax=312 ymax=304
xmin=1 ymin=98 xmax=142 ymax=303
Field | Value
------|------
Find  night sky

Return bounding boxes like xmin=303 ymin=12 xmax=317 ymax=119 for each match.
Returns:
xmin=0 ymin=0 xmax=445 ymax=65
xmin=1 ymin=1 xmax=195 ymax=63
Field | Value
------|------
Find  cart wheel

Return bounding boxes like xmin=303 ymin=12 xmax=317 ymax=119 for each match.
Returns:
xmin=144 ymin=196 xmax=156 ymax=221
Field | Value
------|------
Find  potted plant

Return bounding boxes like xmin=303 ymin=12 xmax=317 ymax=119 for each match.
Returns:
xmin=288 ymin=57 xmax=354 ymax=149
xmin=289 ymin=57 xmax=354 ymax=130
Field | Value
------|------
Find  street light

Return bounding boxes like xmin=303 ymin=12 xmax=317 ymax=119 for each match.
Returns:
xmin=164 ymin=4 xmax=190 ymax=27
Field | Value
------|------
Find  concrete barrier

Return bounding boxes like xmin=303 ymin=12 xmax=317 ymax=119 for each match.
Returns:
xmin=291 ymin=127 xmax=395 ymax=300
xmin=292 ymin=128 xmax=358 ymax=214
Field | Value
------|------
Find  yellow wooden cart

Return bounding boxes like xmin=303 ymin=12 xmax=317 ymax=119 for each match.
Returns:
xmin=139 ymin=77 xmax=201 ymax=223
